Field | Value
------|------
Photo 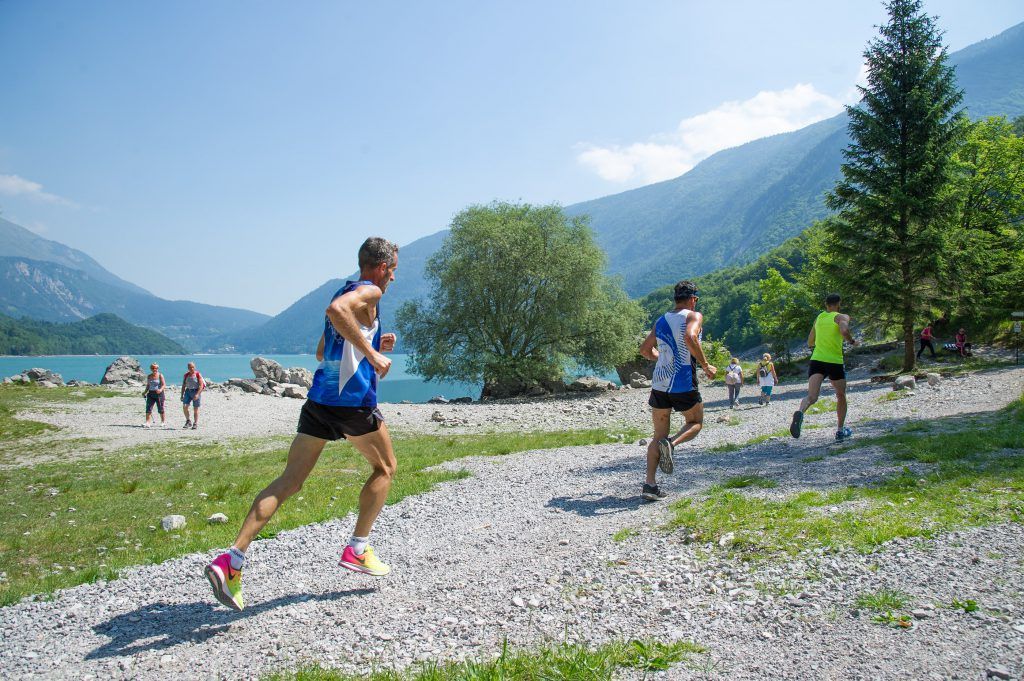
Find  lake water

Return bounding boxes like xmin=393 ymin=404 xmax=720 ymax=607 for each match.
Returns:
xmin=0 ymin=354 xmax=621 ymax=404
xmin=0 ymin=354 xmax=479 ymax=404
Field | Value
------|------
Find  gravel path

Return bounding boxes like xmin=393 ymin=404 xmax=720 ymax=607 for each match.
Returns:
xmin=1 ymin=367 xmax=1023 ymax=679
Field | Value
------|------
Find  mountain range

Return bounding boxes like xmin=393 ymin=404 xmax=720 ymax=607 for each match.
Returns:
xmin=0 ymin=218 xmax=269 ymax=351
xmin=216 ymin=20 xmax=1024 ymax=351
xmin=2 ymin=20 xmax=1022 ymax=354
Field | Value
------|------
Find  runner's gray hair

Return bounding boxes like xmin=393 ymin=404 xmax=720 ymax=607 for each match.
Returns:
xmin=358 ymin=237 xmax=399 ymax=269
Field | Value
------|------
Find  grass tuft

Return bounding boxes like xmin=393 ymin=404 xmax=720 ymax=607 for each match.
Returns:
xmin=806 ymin=398 xmax=837 ymax=415
xmin=612 ymin=527 xmax=638 ymax=542
xmin=721 ymin=475 xmax=777 ymax=489
xmin=265 ymin=639 xmax=705 ymax=680
xmin=856 ymin=589 xmax=909 ymax=611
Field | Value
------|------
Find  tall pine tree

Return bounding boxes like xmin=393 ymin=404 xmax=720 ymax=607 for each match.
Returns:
xmin=826 ymin=0 xmax=967 ymax=371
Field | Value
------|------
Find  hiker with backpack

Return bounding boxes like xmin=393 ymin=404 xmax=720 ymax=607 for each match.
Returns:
xmin=756 ymin=353 xmax=779 ymax=406
xmin=724 ymin=357 xmax=744 ymax=409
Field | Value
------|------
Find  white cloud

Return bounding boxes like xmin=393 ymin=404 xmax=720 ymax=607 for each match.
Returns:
xmin=0 ymin=174 xmax=73 ymax=205
xmin=577 ymin=83 xmax=847 ymax=185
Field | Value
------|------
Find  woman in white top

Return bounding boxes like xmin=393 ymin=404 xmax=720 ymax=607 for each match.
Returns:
xmin=724 ymin=357 xmax=744 ymax=409
xmin=756 ymin=353 xmax=779 ymax=406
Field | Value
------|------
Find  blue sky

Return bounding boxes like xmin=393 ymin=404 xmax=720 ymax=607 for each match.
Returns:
xmin=1 ymin=1 xmax=1021 ymax=315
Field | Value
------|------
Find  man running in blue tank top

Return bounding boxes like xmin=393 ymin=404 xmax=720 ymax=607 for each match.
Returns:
xmin=205 ymin=237 xmax=400 ymax=611
xmin=639 ymin=280 xmax=718 ymax=501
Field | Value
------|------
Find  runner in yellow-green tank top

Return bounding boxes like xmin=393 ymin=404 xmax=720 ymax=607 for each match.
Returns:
xmin=789 ymin=293 xmax=858 ymax=442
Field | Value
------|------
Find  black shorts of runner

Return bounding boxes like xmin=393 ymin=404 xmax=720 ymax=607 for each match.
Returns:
xmin=648 ymin=389 xmax=703 ymax=412
xmin=808 ymin=360 xmax=846 ymax=381
xmin=297 ymin=399 xmax=384 ymax=441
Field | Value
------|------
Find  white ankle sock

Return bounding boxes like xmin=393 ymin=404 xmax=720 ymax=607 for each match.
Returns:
xmin=348 ymin=536 xmax=368 ymax=555
xmin=228 ymin=546 xmax=246 ymax=570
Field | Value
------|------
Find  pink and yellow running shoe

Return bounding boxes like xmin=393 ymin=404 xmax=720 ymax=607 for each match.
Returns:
xmin=205 ymin=552 xmax=245 ymax=611
xmin=339 ymin=545 xmax=391 ymax=576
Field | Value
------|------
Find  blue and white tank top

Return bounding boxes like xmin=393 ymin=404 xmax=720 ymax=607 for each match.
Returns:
xmin=307 ymin=280 xmax=382 ymax=408
xmin=652 ymin=309 xmax=700 ymax=393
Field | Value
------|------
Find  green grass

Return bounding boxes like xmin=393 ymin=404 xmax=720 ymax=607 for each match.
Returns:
xmin=709 ymin=429 xmax=790 ymax=453
xmin=0 ymin=426 xmax=641 ymax=605
xmin=721 ymin=475 xmax=777 ymax=489
xmin=855 ymin=589 xmax=909 ymax=611
xmin=801 ymin=455 xmax=825 ymax=463
xmin=949 ymin=598 xmax=979 ymax=613
xmin=0 ymin=384 xmax=120 ymax=460
xmin=806 ymin=398 xmax=837 ymax=415
xmin=265 ymin=639 xmax=706 ymax=680
xmin=871 ymin=611 xmax=913 ymax=628
xmin=668 ymin=393 xmax=1024 ymax=556
xmin=877 ymin=391 xmax=912 ymax=403
xmin=612 ymin=527 xmax=638 ymax=542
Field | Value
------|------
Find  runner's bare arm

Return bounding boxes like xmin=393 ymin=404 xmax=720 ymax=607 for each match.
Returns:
xmin=326 ymin=285 xmax=391 ymax=377
xmin=836 ymin=314 xmax=858 ymax=345
xmin=639 ymin=329 xmax=659 ymax=361
xmin=315 ymin=333 xmax=325 ymax=362
xmin=807 ymin=325 xmax=816 ymax=350
xmin=684 ymin=312 xmax=717 ymax=379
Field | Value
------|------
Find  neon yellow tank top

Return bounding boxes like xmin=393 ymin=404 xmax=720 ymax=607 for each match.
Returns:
xmin=811 ymin=311 xmax=844 ymax=364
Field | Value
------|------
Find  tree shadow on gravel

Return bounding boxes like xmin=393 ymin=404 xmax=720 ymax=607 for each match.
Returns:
xmin=86 ymin=587 xmax=372 ymax=660
xmin=546 ymin=493 xmax=643 ymax=517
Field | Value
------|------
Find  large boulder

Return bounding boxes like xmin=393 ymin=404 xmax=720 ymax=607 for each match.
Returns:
xmin=281 ymin=367 xmax=313 ymax=387
xmin=227 ymin=378 xmax=265 ymax=394
xmin=25 ymin=368 xmax=64 ymax=386
xmin=251 ymin=357 xmax=285 ymax=382
xmin=101 ymin=356 xmax=145 ymax=386
xmin=282 ymin=385 xmax=307 ymax=399
xmin=569 ymin=376 xmax=617 ymax=392
xmin=615 ymin=356 xmax=655 ymax=384
xmin=480 ymin=377 xmax=567 ymax=400
xmin=628 ymin=371 xmax=652 ymax=389
xmin=251 ymin=357 xmax=314 ymax=388
xmin=893 ymin=375 xmax=917 ymax=391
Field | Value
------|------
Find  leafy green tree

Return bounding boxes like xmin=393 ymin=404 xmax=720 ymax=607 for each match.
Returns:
xmin=749 ymin=268 xmax=818 ymax=360
xmin=826 ymin=0 xmax=968 ymax=371
xmin=395 ymin=202 xmax=645 ymax=396
xmin=1012 ymin=115 xmax=1024 ymax=138
xmin=945 ymin=116 xmax=1024 ymax=334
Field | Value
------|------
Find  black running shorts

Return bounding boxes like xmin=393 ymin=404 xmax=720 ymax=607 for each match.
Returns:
xmin=808 ymin=360 xmax=846 ymax=381
xmin=648 ymin=389 xmax=703 ymax=412
xmin=297 ymin=399 xmax=384 ymax=441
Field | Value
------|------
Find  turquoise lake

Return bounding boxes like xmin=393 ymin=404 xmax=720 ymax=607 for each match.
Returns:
xmin=0 ymin=354 xmax=479 ymax=403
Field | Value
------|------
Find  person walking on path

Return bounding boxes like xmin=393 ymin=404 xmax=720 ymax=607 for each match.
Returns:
xmin=205 ymin=237 xmax=400 ymax=611
xmin=180 ymin=362 xmax=205 ymax=429
xmin=639 ymin=280 xmax=717 ymax=501
xmin=789 ymin=293 xmax=858 ymax=442
xmin=724 ymin=357 xmax=743 ymax=409
xmin=143 ymin=363 xmax=166 ymax=428
xmin=917 ymin=323 xmax=937 ymax=359
xmin=756 ymin=353 xmax=779 ymax=406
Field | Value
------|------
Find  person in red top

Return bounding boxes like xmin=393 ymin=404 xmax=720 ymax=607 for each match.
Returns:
xmin=917 ymin=323 xmax=936 ymax=359
xmin=955 ymin=328 xmax=970 ymax=357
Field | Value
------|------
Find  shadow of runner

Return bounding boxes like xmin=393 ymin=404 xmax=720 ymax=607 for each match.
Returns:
xmin=86 ymin=587 xmax=372 ymax=660
xmin=546 ymin=493 xmax=643 ymax=517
